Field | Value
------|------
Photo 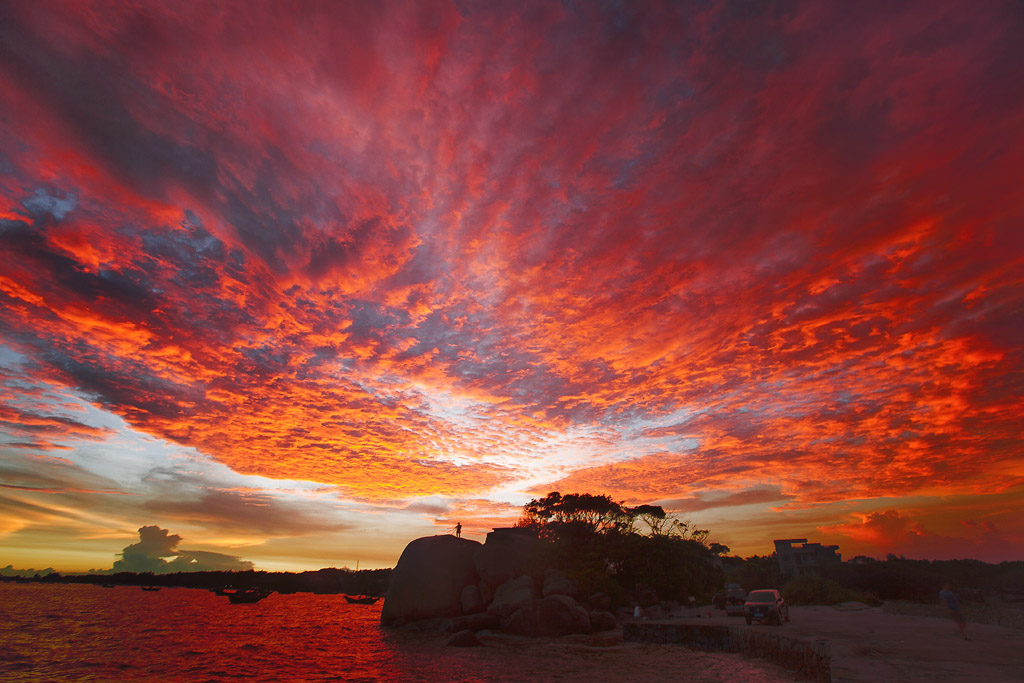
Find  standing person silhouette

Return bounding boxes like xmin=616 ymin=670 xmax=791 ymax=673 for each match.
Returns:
xmin=455 ymin=522 xmax=462 ymax=538
xmin=939 ymin=583 xmax=967 ymax=640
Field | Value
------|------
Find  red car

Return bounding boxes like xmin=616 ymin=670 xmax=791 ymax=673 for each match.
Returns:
xmin=743 ymin=589 xmax=790 ymax=625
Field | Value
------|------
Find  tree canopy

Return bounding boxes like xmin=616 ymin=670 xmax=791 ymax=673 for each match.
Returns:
xmin=513 ymin=491 xmax=722 ymax=605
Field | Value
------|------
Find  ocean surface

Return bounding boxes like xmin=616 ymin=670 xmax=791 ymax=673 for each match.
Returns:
xmin=0 ymin=583 xmax=792 ymax=682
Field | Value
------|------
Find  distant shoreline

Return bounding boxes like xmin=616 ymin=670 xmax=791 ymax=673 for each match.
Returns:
xmin=0 ymin=566 xmax=392 ymax=595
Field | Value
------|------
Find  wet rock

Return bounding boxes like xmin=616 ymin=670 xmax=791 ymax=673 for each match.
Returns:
xmin=443 ymin=613 xmax=502 ymax=633
xmin=446 ymin=629 xmax=483 ymax=647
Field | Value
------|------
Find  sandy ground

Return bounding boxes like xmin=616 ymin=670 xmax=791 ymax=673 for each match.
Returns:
xmin=463 ymin=629 xmax=799 ymax=682
xmin=656 ymin=605 xmax=1024 ymax=682
xmin=405 ymin=605 xmax=1024 ymax=682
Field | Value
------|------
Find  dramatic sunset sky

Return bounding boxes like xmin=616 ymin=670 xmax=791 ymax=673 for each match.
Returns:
xmin=1 ymin=0 xmax=1021 ymax=573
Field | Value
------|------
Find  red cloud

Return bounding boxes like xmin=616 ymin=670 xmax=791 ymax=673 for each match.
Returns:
xmin=821 ymin=509 xmax=1024 ymax=563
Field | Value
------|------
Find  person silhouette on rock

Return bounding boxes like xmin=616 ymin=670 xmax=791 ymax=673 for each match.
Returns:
xmin=455 ymin=522 xmax=462 ymax=538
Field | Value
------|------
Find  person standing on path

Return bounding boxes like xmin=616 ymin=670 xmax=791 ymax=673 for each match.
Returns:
xmin=455 ymin=522 xmax=462 ymax=538
xmin=939 ymin=583 xmax=967 ymax=640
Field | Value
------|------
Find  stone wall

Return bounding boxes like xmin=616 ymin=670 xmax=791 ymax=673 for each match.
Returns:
xmin=623 ymin=622 xmax=830 ymax=683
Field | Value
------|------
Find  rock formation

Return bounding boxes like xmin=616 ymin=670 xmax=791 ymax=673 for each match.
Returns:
xmin=503 ymin=595 xmax=592 ymax=637
xmin=486 ymin=575 xmax=537 ymax=618
xmin=381 ymin=529 xmax=614 ymax=639
xmin=379 ymin=535 xmax=481 ymax=627
xmin=445 ymin=629 xmax=484 ymax=647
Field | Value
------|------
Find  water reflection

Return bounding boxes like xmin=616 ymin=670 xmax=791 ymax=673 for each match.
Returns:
xmin=0 ymin=583 xmax=788 ymax=682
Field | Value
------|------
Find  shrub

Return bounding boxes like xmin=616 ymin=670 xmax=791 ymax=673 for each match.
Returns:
xmin=782 ymin=574 xmax=881 ymax=607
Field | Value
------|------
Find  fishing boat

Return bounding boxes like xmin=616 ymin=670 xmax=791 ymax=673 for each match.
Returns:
xmin=343 ymin=595 xmax=379 ymax=605
xmin=141 ymin=586 xmax=161 ymax=592
xmin=227 ymin=589 xmax=273 ymax=604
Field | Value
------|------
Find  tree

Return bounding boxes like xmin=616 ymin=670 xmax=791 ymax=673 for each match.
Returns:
xmin=519 ymin=491 xmax=625 ymax=536
xmin=515 ymin=491 xmax=724 ymax=607
xmin=628 ymin=504 xmax=668 ymax=535
xmin=708 ymin=542 xmax=730 ymax=556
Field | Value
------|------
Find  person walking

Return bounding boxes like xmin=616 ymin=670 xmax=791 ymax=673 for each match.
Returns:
xmin=939 ymin=583 xmax=967 ymax=640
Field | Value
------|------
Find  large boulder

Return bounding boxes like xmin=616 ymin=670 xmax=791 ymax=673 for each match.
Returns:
xmin=503 ymin=595 xmax=592 ymax=637
xmin=542 ymin=570 xmax=578 ymax=598
xmin=380 ymin=535 xmax=482 ymax=627
xmin=589 ymin=610 xmax=617 ymax=631
xmin=537 ymin=595 xmax=592 ymax=636
xmin=587 ymin=592 xmax=611 ymax=611
xmin=461 ymin=584 xmax=484 ymax=614
xmin=474 ymin=529 xmax=541 ymax=599
xmin=501 ymin=601 xmax=540 ymax=636
xmin=486 ymin=575 xmax=537 ymax=618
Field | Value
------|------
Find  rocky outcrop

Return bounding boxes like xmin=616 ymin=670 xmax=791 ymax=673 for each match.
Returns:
xmin=461 ymin=584 xmax=484 ymax=614
xmin=474 ymin=529 xmax=541 ymax=599
xmin=589 ymin=610 xmax=617 ymax=631
xmin=487 ymin=575 xmax=537 ymax=618
xmin=381 ymin=531 xmax=605 ymax=641
xmin=380 ymin=535 xmax=482 ymax=626
xmin=587 ymin=592 xmax=611 ymax=611
xmin=537 ymin=595 xmax=592 ymax=636
xmin=443 ymin=613 xmax=501 ymax=633
xmin=446 ymin=629 xmax=484 ymax=647
xmin=503 ymin=595 xmax=592 ymax=637
xmin=541 ymin=570 xmax=578 ymax=598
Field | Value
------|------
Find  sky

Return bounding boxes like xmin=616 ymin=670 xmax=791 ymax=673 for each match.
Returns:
xmin=1 ymin=0 xmax=1022 ymax=573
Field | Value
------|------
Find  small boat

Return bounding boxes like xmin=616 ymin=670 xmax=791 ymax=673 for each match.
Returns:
xmin=101 ymin=584 xmax=116 ymax=588
xmin=344 ymin=595 xmax=379 ymax=605
xmin=227 ymin=589 xmax=273 ymax=604
xmin=141 ymin=586 xmax=161 ymax=592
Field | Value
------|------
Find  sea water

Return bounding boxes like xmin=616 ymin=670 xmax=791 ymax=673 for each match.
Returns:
xmin=0 ymin=583 xmax=790 ymax=682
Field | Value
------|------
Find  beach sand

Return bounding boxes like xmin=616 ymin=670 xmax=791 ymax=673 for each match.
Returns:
xmin=432 ymin=630 xmax=799 ymax=682
xmin=766 ymin=604 xmax=1024 ymax=682
xmin=412 ymin=604 xmax=1024 ymax=682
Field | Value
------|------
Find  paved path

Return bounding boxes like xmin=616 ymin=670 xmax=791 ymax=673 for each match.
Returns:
xmin=661 ymin=605 xmax=1024 ymax=682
